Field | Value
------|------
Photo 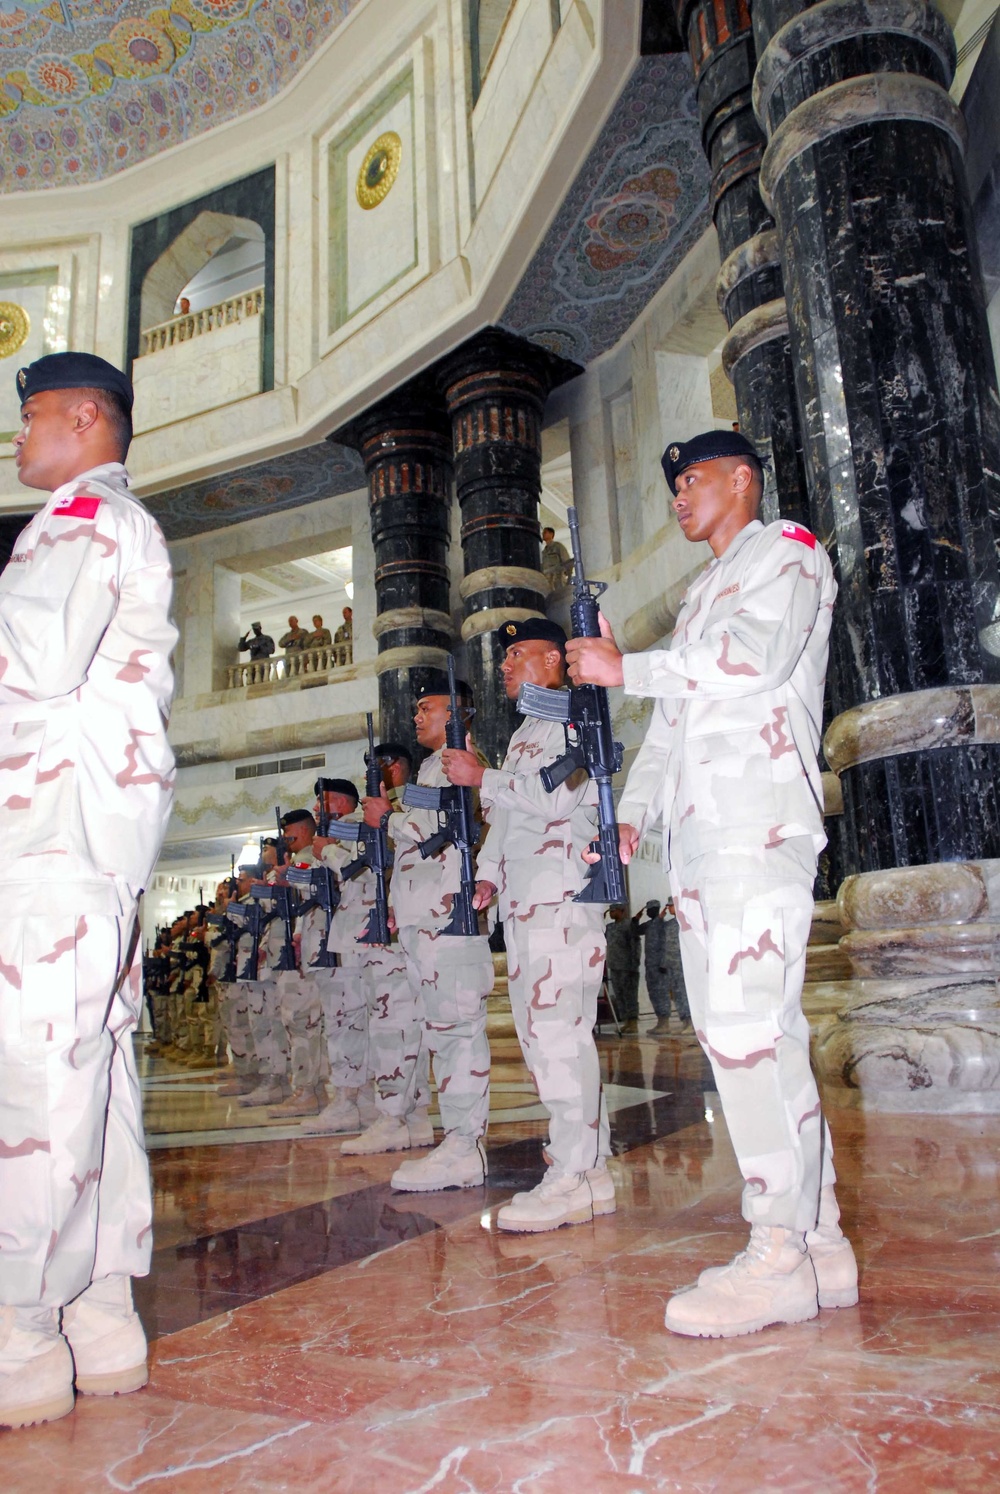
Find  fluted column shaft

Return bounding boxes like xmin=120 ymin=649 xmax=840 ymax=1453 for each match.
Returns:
xmin=752 ymin=0 xmax=1000 ymax=870
xmin=439 ymin=332 xmax=554 ymax=767
xmin=677 ymin=0 xmax=810 ymax=526
xmin=335 ymin=385 xmax=454 ymax=755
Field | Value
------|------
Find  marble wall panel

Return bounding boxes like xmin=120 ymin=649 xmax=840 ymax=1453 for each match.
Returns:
xmin=472 ymin=0 xmax=555 ymax=200
xmin=132 ymin=317 xmax=262 ymax=434
xmin=0 ymin=238 xmax=96 ymax=447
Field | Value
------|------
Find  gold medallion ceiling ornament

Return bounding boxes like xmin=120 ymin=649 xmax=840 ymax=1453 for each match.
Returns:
xmin=356 ymin=131 xmax=402 ymax=210
xmin=0 ymin=302 xmax=30 ymax=359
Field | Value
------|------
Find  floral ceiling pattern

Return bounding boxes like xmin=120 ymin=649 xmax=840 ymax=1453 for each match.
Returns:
xmin=501 ymin=54 xmax=711 ymax=365
xmin=0 ymin=0 xmax=361 ymax=192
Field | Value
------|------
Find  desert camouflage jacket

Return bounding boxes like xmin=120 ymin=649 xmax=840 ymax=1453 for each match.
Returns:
xmin=617 ymin=518 xmax=836 ymax=869
xmin=477 ymin=713 xmax=599 ymax=920
xmin=0 ymin=462 xmax=177 ymax=914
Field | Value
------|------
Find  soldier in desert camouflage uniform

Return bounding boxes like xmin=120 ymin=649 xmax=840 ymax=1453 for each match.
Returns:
xmin=211 ymin=876 xmax=261 ymax=1098
xmin=364 ymin=685 xmax=494 ymax=1192
xmin=300 ymin=779 xmax=376 ymax=1137
xmin=0 ymin=353 xmax=177 ymax=1428
xmin=567 ymin=429 xmax=857 ymax=1339
xmin=236 ymin=840 xmax=293 ymax=1110
xmin=442 ymin=618 xmax=616 ymax=1233
xmin=266 ymin=809 xmax=327 ymax=1120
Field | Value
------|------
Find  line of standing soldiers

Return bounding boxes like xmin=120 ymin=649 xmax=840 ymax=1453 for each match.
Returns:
xmin=143 ymin=623 xmax=623 ymax=1225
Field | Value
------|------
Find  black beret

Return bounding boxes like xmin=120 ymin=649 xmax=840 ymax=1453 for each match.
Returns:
xmin=413 ymin=676 xmax=475 ymax=707
xmin=373 ymin=741 xmax=413 ymax=765
xmin=315 ymin=777 xmax=359 ymax=805
xmin=17 ymin=352 xmax=134 ymax=412
xmin=494 ymin=617 xmax=567 ymax=653
xmin=661 ymin=430 xmax=766 ymax=494
xmin=280 ymin=808 xmax=316 ymax=829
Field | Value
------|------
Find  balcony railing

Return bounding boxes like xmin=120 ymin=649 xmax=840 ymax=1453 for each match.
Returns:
xmin=140 ymin=288 xmax=264 ymax=356
xmin=226 ymin=642 xmax=353 ymax=691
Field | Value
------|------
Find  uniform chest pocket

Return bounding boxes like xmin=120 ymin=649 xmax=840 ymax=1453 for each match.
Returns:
xmin=679 ymin=728 xmax=779 ymax=834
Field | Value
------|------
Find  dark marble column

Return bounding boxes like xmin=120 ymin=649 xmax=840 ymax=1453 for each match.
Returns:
xmin=438 ymin=330 xmax=572 ymax=768
xmin=676 ymin=0 xmax=810 ymax=526
xmin=752 ymin=0 xmax=1000 ymax=872
xmin=334 ymin=383 xmax=453 ymax=755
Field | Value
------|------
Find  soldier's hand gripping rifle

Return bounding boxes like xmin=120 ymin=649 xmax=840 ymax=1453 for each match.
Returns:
xmin=324 ymin=713 xmax=392 ymax=946
xmin=206 ymin=910 xmax=240 ymax=983
xmin=400 ymin=657 xmax=479 ymax=938
xmin=234 ymin=897 xmax=267 ymax=981
xmin=286 ymin=859 xmax=340 ymax=969
xmin=516 ymin=506 xmax=626 ymax=905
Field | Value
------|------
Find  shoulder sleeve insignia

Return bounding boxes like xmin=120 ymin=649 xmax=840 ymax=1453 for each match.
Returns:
xmin=780 ymin=520 xmax=816 ymax=549
xmin=52 ymin=495 xmax=102 ymax=520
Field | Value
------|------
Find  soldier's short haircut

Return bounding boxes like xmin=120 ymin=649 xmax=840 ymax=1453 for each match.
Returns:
xmin=281 ymin=808 xmax=316 ymax=830
xmin=77 ymin=386 xmax=132 ymax=460
xmin=373 ymin=741 xmax=412 ymax=765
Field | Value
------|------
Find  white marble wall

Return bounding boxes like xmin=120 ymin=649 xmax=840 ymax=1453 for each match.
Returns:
xmin=132 ymin=315 xmax=262 ymax=434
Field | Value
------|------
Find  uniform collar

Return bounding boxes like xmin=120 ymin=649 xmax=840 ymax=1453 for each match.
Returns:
xmin=712 ymin=518 xmax=763 ymax=566
xmin=50 ymin=462 xmax=130 ymax=503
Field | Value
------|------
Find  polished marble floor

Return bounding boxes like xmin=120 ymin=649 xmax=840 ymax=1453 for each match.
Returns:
xmin=5 ymin=1022 xmax=1000 ymax=1492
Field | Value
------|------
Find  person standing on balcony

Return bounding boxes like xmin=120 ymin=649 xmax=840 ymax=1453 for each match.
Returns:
xmin=541 ymin=526 xmax=572 ymax=588
xmin=305 ymin=614 xmax=332 ymax=648
xmin=278 ymin=616 xmax=309 ymax=652
xmin=334 ymin=606 xmax=353 ymax=646
xmin=0 ymin=351 xmax=177 ymax=1429
xmin=238 ymin=621 xmax=275 ymax=661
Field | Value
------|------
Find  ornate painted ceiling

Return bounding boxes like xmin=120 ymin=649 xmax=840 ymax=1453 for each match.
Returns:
xmin=500 ymin=54 xmax=710 ymax=365
xmin=148 ymin=51 xmax=709 ymax=540
xmin=0 ymin=0 xmax=361 ymax=193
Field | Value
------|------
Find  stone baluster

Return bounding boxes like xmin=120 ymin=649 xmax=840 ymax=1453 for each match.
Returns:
xmin=439 ymin=330 xmax=573 ymax=767
xmin=750 ymin=0 xmax=1000 ymax=1108
xmin=335 ymin=382 xmax=454 ymax=753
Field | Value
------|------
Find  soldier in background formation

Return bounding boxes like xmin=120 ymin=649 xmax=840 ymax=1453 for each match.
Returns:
xmin=442 ymin=619 xmax=616 ymax=1233
xmin=637 ymin=899 xmax=690 ymax=1037
xmin=364 ymin=684 xmax=495 ymax=1192
xmin=604 ymin=905 xmax=641 ymax=1033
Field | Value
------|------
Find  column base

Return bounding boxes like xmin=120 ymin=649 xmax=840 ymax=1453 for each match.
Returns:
xmin=804 ymin=864 xmax=1000 ymax=1114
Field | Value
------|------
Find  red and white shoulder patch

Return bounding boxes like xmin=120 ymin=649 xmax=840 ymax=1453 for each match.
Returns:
xmin=780 ymin=521 xmax=815 ymax=548
xmin=52 ymin=495 xmax=102 ymax=520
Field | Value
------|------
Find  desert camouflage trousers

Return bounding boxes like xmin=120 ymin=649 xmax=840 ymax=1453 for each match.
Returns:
xmin=218 ymin=980 xmax=261 ymax=1079
xmin=670 ymin=835 xmax=835 ymax=1233
xmin=363 ymin=942 xmax=429 ymax=1118
xmin=398 ymin=925 xmax=493 ymax=1141
xmin=504 ymin=900 xmax=610 ymax=1177
xmin=276 ymin=970 xmax=325 ymax=1090
xmin=315 ymin=954 xmax=368 ymax=1090
xmin=0 ymin=908 xmax=152 ymax=1308
xmin=240 ymin=979 xmax=289 ymax=1079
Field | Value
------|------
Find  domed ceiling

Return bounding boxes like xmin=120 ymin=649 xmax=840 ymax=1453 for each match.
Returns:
xmin=0 ymin=0 xmax=362 ymax=193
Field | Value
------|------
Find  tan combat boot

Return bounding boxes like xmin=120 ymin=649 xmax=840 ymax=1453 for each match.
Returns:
xmin=666 ymin=1224 xmax=818 ymax=1338
xmin=63 ymin=1275 xmax=148 ymax=1397
xmin=0 ymin=1305 xmax=74 ymax=1429
xmin=806 ymin=1185 xmax=859 ymax=1308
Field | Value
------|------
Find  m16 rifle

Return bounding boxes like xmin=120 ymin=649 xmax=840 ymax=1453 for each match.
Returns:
xmin=516 ymin=505 xmax=626 ymax=906
xmin=286 ymin=857 xmax=340 ymax=969
xmin=324 ymin=713 xmax=392 ymax=946
xmin=400 ymin=656 xmax=479 ymax=938
xmin=206 ymin=907 xmax=240 ymax=983
xmin=234 ymin=898 xmax=268 ymax=981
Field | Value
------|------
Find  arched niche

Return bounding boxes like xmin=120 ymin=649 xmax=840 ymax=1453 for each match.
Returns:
xmin=140 ymin=211 xmax=265 ymax=331
xmin=127 ymin=166 xmax=275 ymax=390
